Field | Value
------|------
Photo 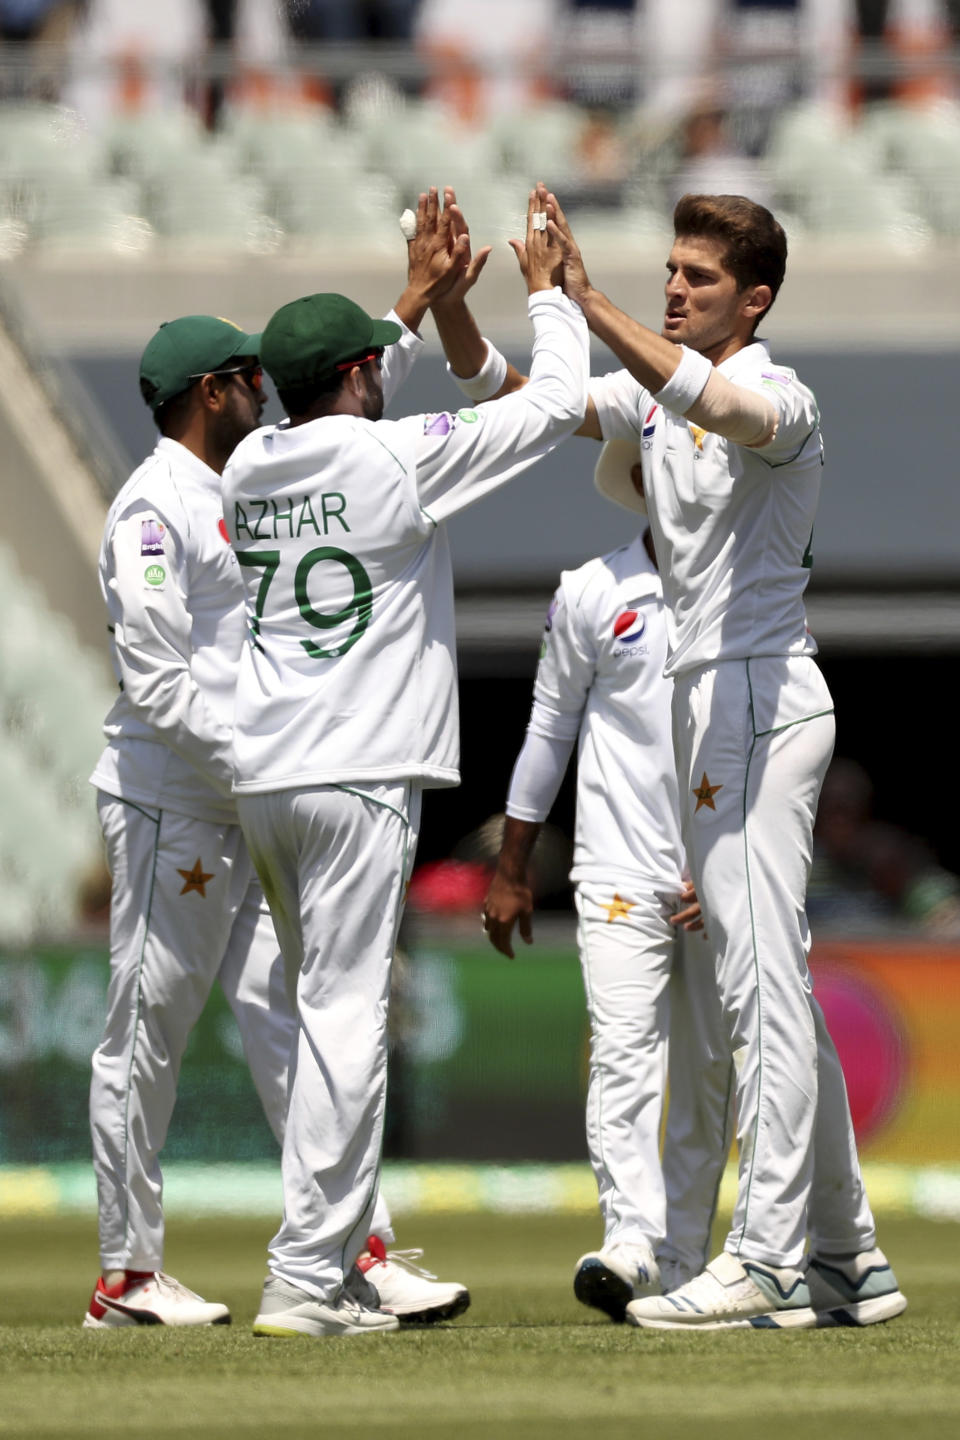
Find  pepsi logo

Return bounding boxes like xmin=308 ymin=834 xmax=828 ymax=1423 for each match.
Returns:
xmin=613 ymin=608 xmax=646 ymax=645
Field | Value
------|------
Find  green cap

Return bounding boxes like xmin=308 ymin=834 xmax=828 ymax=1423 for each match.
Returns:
xmin=260 ymin=293 xmax=402 ymax=389
xmin=139 ymin=314 xmax=262 ymax=411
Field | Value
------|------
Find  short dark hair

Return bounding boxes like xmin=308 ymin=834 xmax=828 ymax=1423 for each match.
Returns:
xmin=277 ymin=369 xmax=345 ymax=418
xmin=151 ymin=384 xmax=196 ymax=437
xmin=672 ymin=193 xmax=787 ymax=324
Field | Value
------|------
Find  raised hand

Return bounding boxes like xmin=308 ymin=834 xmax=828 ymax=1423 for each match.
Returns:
xmin=431 ymin=186 xmax=493 ymax=309
xmin=508 ymin=183 xmax=564 ymax=295
xmin=404 ymin=186 xmax=470 ymax=308
xmin=544 ymin=188 xmax=593 ymax=308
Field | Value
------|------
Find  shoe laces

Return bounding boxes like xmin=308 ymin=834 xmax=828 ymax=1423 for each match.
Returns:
xmin=377 ymin=1248 xmax=438 ymax=1281
xmin=608 ymin=1242 xmax=656 ymax=1276
xmin=147 ymin=1271 xmax=204 ymax=1304
xmin=335 ymin=1288 xmax=373 ymax=1320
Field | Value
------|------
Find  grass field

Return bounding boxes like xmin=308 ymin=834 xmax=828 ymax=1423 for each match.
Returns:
xmin=2 ymin=1212 xmax=958 ymax=1440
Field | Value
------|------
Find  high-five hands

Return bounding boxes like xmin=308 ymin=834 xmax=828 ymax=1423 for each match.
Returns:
xmin=508 ymin=184 xmax=565 ymax=295
xmin=402 ymin=186 xmax=471 ymax=310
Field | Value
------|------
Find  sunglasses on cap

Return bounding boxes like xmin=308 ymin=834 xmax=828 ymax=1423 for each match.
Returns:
xmin=187 ymin=361 xmax=264 ymax=391
xmin=334 ymin=348 xmax=384 ymax=373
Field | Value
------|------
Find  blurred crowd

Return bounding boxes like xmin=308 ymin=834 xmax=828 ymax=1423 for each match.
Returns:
xmin=0 ymin=0 xmax=957 ymax=259
xmin=1 ymin=2 xmax=959 ymax=130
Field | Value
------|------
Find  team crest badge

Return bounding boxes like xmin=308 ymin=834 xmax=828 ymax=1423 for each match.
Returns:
xmin=177 ymin=858 xmax=215 ymax=897
xmin=693 ymin=773 xmax=723 ymax=812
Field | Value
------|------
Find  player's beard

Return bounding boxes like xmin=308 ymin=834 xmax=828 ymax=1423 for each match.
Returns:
xmin=218 ymin=383 xmax=260 ymax=449
xmin=360 ymin=368 xmax=384 ymax=422
xmin=216 ymin=385 xmax=263 ymax=459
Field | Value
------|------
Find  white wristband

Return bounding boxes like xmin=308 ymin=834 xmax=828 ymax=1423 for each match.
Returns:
xmin=653 ymin=345 xmax=713 ymax=415
xmin=447 ymin=339 xmax=508 ymax=403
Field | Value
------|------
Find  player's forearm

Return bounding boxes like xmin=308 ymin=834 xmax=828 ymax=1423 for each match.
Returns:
xmin=120 ymin=652 xmax=234 ymax=794
xmin=505 ymin=721 xmax=576 ymax=827
xmin=380 ymin=310 xmax=423 ymax=408
xmin=577 ymin=286 xmax=683 ymax=395
xmin=414 ymin=291 xmax=587 ymax=521
xmin=392 ymin=284 xmax=431 ymax=336
xmin=431 ymin=293 xmax=487 ymax=378
xmin=682 ymin=368 xmax=778 ymax=446
xmin=432 ymin=295 xmax=525 ymax=399
xmin=494 ymin=816 xmax=542 ymax=883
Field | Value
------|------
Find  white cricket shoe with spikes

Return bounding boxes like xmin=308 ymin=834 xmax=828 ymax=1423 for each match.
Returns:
xmin=626 ymin=1251 xmax=817 ymax=1330
xmin=252 ymin=1274 xmax=398 ymax=1338
xmin=350 ymin=1235 xmax=470 ymax=1325
xmin=83 ymin=1270 xmax=230 ymax=1328
xmin=807 ymin=1247 xmax=907 ymax=1326
xmin=574 ymin=1241 xmax=661 ymax=1322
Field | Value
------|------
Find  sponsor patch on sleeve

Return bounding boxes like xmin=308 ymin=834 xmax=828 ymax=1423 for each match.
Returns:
xmin=144 ymin=563 xmax=166 ymax=587
xmin=423 ymin=412 xmax=454 ymax=436
xmin=140 ymin=518 xmax=166 ymax=556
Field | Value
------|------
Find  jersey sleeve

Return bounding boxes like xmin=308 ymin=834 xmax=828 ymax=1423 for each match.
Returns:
xmin=412 ymin=289 xmax=588 ymax=524
xmin=589 ymin=368 xmax=653 ymax=441
xmin=105 ymin=499 xmax=234 ymax=794
xmin=532 ymin=579 xmax=598 ymax=727
xmin=505 ymin=581 xmax=596 ymax=822
xmin=380 ymin=308 xmax=424 ymax=409
xmin=732 ymin=365 xmax=820 ymax=463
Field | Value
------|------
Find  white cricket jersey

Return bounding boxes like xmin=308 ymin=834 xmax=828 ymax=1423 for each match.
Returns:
xmin=590 ymin=340 xmax=822 ymax=677
xmin=506 ymin=535 xmax=685 ymax=891
xmin=223 ymin=289 xmax=588 ymax=794
xmin=91 ymin=437 xmax=245 ymax=824
xmin=90 ymin=311 xmax=424 ymax=823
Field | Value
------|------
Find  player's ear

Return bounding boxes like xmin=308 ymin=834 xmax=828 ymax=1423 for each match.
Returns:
xmin=344 ymin=365 xmax=367 ymax=401
xmin=197 ymin=373 xmax=231 ymax=414
xmin=743 ymin=284 xmax=771 ymax=322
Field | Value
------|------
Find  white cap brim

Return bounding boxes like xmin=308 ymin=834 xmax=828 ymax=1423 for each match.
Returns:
xmin=593 ymin=438 xmax=647 ymax=514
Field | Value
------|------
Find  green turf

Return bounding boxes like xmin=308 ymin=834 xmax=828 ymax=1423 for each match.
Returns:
xmin=1 ymin=1213 xmax=957 ymax=1440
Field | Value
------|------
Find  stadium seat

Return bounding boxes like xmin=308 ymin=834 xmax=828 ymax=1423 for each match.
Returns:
xmin=0 ymin=542 xmax=114 ymax=944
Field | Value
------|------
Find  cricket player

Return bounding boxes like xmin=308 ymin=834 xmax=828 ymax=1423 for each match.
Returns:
xmin=84 ymin=195 xmax=475 ymax=1331
xmin=483 ymin=509 xmax=734 ymax=1319
xmin=221 ymin=189 xmax=588 ymax=1338
xmin=437 ymin=186 xmax=906 ymax=1330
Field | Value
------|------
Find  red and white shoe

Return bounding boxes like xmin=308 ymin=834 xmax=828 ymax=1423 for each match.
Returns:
xmin=351 ymin=1236 xmax=470 ymax=1325
xmin=82 ymin=1270 xmax=231 ymax=1328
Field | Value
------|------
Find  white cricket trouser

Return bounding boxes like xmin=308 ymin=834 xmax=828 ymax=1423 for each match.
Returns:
xmin=672 ymin=657 xmax=876 ymax=1268
xmin=576 ymin=884 xmax=675 ymax=1251
xmin=660 ymin=932 xmax=736 ymax=1286
xmin=577 ymin=884 xmax=733 ymax=1271
xmin=91 ymin=795 xmax=289 ymax=1270
xmin=237 ymin=781 xmax=420 ymax=1302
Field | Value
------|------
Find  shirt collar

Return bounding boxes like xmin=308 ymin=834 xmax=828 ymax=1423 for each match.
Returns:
xmin=155 ymin=436 xmax=223 ymax=495
xmin=716 ymin=338 xmax=770 ymax=379
xmin=624 ymin=532 xmax=662 ymax=593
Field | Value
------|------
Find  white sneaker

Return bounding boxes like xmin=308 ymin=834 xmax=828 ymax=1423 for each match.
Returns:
xmin=252 ymin=1274 xmax=399 ymax=1338
xmin=82 ymin=1271 xmax=230 ymax=1328
xmin=626 ymin=1251 xmax=817 ymax=1331
xmin=657 ymin=1257 xmax=697 ymax=1295
xmin=574 ymin=1241 xmax=661 ymax=1322
xmin=807 ymin=1247 xmax=907 ymax=1327
xmin=352 ymin=1235 xmax=470 ymax=1325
